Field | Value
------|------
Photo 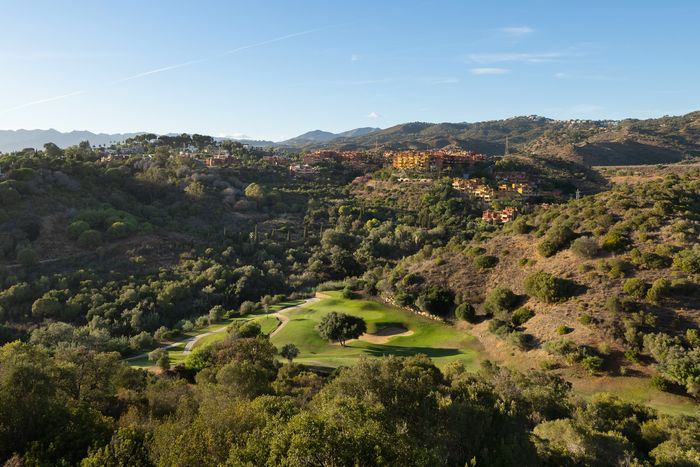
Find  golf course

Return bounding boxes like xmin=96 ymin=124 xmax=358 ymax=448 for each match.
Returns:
xmin=270 ymin=291 xmax=480 ymax=370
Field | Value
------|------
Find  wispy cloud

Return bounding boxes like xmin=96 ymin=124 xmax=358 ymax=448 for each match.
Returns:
xmin=499 ymin=26 xmax=534 ymax=36
xmin=470 ymin=67 xmax=510 ymax=75
xmin=367 ymin=111 xmax=380 ymax=119
xmin=467 ymin=52 xmax=563 ymax=64
xmin=351 ymin=53 xmax=360 ymax=62
xmin=0 ymin=25 xmax=342 ymax=114
xmin=0 ymin=90 xmax=86 ymax=115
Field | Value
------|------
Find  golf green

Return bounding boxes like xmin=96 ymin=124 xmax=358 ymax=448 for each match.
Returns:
xmin=271 ymin=291 xmax=479 ymax=370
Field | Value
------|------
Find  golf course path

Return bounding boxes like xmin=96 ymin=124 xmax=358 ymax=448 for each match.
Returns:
xmin=124 ymin=296 xmax=321 ymax=362
xmin=182 ymin=326 xmax=229 ymax=354
xmin=270 ymin=296 xmax=320 ymax=338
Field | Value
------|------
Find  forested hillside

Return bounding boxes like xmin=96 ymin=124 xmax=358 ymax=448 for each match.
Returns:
xmin=0 ymin=141 xmax=699 ymax=465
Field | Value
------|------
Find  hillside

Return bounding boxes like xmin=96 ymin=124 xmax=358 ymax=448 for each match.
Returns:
xmin=311 ymin=112 xmax=700 ymax=166
xmin=384 ymin=169 xmax=700 ymax=399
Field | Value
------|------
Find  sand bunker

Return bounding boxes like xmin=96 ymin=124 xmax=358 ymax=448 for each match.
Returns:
xmin=358 ymin=326 xmax=414 ymax=344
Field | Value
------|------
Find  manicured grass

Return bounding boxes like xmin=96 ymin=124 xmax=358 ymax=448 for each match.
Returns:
xmin=271 ymin=291 xmax=479 ymax=370
xmin=193 ymin=314 xmax=281 ymax=350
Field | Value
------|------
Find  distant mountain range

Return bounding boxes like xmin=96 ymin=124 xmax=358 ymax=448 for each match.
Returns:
xmin=0 ymin=129 xmax=141 ymax=153
xmin=0 ymin=127 xmax=381 ymax=153
xmin=3 ymin=113 xmax=700 ymax=166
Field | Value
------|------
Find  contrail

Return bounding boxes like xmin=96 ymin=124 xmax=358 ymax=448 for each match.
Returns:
xmin=0 ymin=90 xmax=86 ymax=115
xmin=0 ymin=24 xmax=343 ymax=115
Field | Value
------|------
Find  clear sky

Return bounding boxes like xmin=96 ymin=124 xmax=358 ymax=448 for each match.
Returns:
xmin=1 ymin=0 xmax=699 ymax=140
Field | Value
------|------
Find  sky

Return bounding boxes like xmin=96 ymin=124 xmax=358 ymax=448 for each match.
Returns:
xmin=1 ymin=0 xmax=699 ymax=141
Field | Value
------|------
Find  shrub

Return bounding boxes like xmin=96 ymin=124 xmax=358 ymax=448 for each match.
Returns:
xmin=570 ymin=236 xmax=600 ymax=259
xmin=606 ymin=295 xmax=634 ymax=313
xmin=16 ymin=247 xmax=39 ymax=267
xmin=524 ymin=271 xmax=572 ymax=303
xmin=556 ymin=325 xmax=573 ymax=335
xmin=473 ymin=255 xmax=498 ymax=269
xmin=601 ymin=230 xmax=631 ymax=253
xmin=67 ymin=220 xmax=90 ymax=239
xmin=208 ymin=305 xmax=225 ymax=323
xmin=107 ymin=221 xmax=134 ymax=239
xmin=650 ymin=375 xmax=671 ymax=392
xmin=578 ymin=314 xmax=592 ymax=325
xmin=454 ymin=302 xmax=476 ymax=323
xmin=239 ymin=301 xmax=258 ymax=314
xmin=646 ymin=278 xmax=672 ymax=302
xmin=394 ymin=291 xmax=414 ymax=307
xmin=416 ymin=286 xmax=454 ymax=316
xmin=511 ymin=307 xmax=534 ymax=326
xmin=673 ymin=249 xmax=700 ymax=274
xmin=624 ymin=349 xmax=640 ymax=363
xmin=341 ymin=286 xmax=355 ymax=299
xmin=483 ymin=287 xmax=519 ymax=318
xmin=77 ymin=229 xmax=102 ymax=248
xmin=623 ymin=278 xmax=649 ymax=299
xmin=581 ymin=355 xmax=604 ymax=375
xmin=537 ymin=225 xmax=576 ymax=258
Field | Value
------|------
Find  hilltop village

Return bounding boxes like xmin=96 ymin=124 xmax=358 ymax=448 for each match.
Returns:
xmin=96 ymin=136 xmax=570 ymax=225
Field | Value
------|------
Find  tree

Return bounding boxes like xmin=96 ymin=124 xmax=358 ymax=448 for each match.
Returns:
xmin=80 ymin=427 xmax=151 ymax=467
xmin=16 ymin=247 xmax=39 ymax=267
xmin=43 ymin=142 xmax=64 ymax=158
xmin=280 ymin=343 xmax=300 ymax=362
xmin=316 ymin=312 xmax=367 ymax=346
xmin=454 ymin=303 xmax=476 ymax=323
xmin=244 ymin=183 xmax=265 ymax=208
xmin=416 ymin=286 xmax=454 ymax=316
xmin=524 ymin=271 xmax=572 ymax=304
xmin=483 ymin=287 xmax=519 ymax=319
xmin=148 ymin=348 xmax=169 ymax=370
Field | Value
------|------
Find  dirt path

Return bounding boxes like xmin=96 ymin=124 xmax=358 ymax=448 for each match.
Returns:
xmin=270 ymin=296 xmax=320 ymax=338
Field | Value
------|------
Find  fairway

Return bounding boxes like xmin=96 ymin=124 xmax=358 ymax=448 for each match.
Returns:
xmin=271 ymin=291 xmax=479 ymax=370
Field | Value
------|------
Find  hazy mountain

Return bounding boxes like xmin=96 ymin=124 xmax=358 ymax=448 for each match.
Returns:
xmin=0 ymin=129 xmax=142 ymax=153
xmin=278 ymin=127 xmax=381 ymax=147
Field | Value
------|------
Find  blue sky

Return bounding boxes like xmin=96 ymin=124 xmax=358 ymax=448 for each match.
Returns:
xmin=1 ymin=0 xmax=699 ymax=140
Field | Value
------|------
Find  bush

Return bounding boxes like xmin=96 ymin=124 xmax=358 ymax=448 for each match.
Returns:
xmin=208 ymin=305 xmax=225 ymax=323
xmin=646 ymin=278 xmax=672 ymax=302
xmin=16 ymin=247 xmax=39 ymax=267
xmin=650 ymin=375 xmax=671 ymax=392
xmin=416 ymin=286 xmax=454 ymax=316
xmin=239 ymin=301 xmax=258 ymax=314
xmin=340 ymin=286 xmax=354 ymax=299
xmin=623 ymin=278 xmax=649 ymax=299
xmin=454 ymin=302 xmax=476 ymax=323
xmin=483 ymin=287 xmax=519 ymax=318
xmin=570 ymin=237 xmax=600 ymax=259
xmin=67 ymin=220 xmax=90 ymax=239
xmin=473 ymin=255 xmax=498 ymax=269
xmin=578 ymin=314 xmax=592 ymax=325
xmin=77 ymin=229 xmax=102 ymax=248
xmin=511 ymin=307 xmax=534 ymax=326
xmin=524 ymin=271 xmax=572 ymax=304
xmin=556 ymin=325 xmax=573 ymax=335
xmin=601 ymin=230 xmax=630 ymax=253
xmin=672 ymin=249 xmax=700 ymax=274
xmin=537 ymin=225 xmax=576 ymax=258
xmin=606 ymin=295 xmax=634 ymax=313
xmin=581 ymin=355 xmax=604 ymax=374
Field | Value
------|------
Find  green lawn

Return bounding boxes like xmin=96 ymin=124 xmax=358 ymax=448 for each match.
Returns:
xmin=193 ymin=314 xmax=281 ymax=350
xmin=271 ymin=291 xmax=479 ymax=370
